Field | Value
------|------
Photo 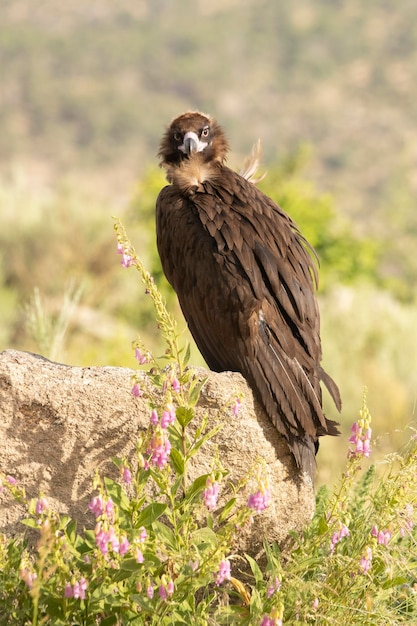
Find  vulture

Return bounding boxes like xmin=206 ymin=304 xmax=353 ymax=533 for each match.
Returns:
xmin=156 ymin=111 xmax=341 ymax=478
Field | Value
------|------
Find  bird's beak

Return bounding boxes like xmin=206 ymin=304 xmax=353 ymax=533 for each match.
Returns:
xmin=179 ymin=131 xmax=208 ymax=155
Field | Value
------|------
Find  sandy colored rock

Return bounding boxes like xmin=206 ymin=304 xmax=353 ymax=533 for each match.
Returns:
xmin=0 ymin=349 xmax=315 ymax=557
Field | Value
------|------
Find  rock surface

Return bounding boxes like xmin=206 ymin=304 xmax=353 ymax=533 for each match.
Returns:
xmin=0 ymin=349 xmax=315 ymax=556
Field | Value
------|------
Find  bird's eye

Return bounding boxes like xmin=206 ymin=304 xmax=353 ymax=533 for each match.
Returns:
xmin=201 ymin=126 xmax=210 ymax=138
xmin=173 ymin=132 xmax=181 ymax=142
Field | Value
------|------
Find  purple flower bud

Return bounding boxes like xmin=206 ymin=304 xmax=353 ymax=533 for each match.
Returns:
xmin=135 ymin=548 xmax=144 ymax=563
xmin=64 ymin=582 xmax=73 ymax=598
xmin=122 ymin=466 xmax=132 ymax=484
xmin=35 ymin=497 xmax=48 ymax=515
xmin=232 ymin=397 xmax=241 ymax=417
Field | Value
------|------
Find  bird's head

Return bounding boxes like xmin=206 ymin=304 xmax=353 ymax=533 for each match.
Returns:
xmin=158 ymin=111 xmax=229 ymax=168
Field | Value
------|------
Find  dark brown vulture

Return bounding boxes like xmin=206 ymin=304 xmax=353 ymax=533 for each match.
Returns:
xmin=156 ymin=111 xmax=341 ymax=478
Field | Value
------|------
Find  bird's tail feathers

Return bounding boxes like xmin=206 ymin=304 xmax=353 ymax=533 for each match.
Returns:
xmin=291 ymin=436 xmax=317 ymax=480
xmin=318 ymin=366 xmax=342 ymax=412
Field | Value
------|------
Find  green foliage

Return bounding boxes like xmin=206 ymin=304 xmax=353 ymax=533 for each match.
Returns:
xmin=257 ymin=149 xmax=380 ymax=292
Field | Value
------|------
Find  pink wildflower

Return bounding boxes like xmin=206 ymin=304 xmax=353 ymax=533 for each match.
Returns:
xmin=89 ymin=495 xmax=104 ymax=518
xmin=131 ymin=382 xmax=142 ymax=397
xmin=147 ymin=585 xmax=154 ymax=599
xmin=117 ymin=243 xmax=133 ymax=268
xmin=73 ymin=578 xmax=87 ymax=600
xmin=134 ymin=347 xmax=150 ymax=365
xmin=7 ymin=475 xmax=17 ymax=485
xmin=330 ymin=523 xmax=350 ymax=553
xmin=119 ymin=535 xmax=130 ymax=556
xmin=64 ymin=577 xmax=87 ymax=600
xmin=135 ymin=548 xmax=144 ymax=563
xmin=215 ymin=559 xmax=231 ymax=586
xmin=260 ymin=616 xmax=282 ymax=626
xmin=138 ymin=526 xmax=148 ymax=542
xmin=35 ymin=497 xmax=48 ymax=515
xmin=378 ymin=530 xmax=392 ymax=546
xmin=204 ymin=478 xmax=220 ymax=511
xmin=248 ymin=488 xmax=270 ymax=514
xmin=105 ymin=498 xmax=115 ymax=522
xmin=160 ymin=403 xmax=176 ymax=428
xmin=108 ymin=526 xmax=120 ymax=552
xmin=20 ymin=568 xmax=37 ymax=589
xmin=166 ymin=580 xmax=174 ymax=596
xmin=122 ymin=466 xmax=132 ymax=484
xmin=64 ymin=582 xmax=73 ymax=598
xmin=172 ymin=377 xmax=181 ymax=392
xmin=372 ymin=525 xmax=392 ymax=546
xmin=147 ymin=430 xmax=172 ymax=469
xmin=232 ymin=397 xmax=241 ymax=417
xmin=360 ymin=546 xmax=373 ymax=573
xmin=349 ymin=422 xmax=372 ymax=457
xmin=150 ymin=409 xmax=159 ymax=425
xmin=158 ymin=585 xmax=167 ymax=600
xmin=95 ymin=524 xmax=110 ymax=555
xmin=266 ymin=576 xmax=281 ymax=598
xmin=312 ymin=597 xmax=319 ymax=611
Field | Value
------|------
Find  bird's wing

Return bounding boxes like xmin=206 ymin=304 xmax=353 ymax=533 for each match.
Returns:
xmin=195 ymin=170 xmax=341 ymax=461
xmin=156 ymin=173 xmax=340 ymax=474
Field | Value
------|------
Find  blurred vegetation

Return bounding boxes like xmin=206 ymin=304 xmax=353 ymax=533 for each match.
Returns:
xmin=0 ymin=0 xmax=416 ymax=480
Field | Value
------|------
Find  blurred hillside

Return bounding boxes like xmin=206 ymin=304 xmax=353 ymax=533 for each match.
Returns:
xmin=0 ymin=1 xmax=416 ymax=481
xmin=1 ymin=2 xmax=416 ymax=205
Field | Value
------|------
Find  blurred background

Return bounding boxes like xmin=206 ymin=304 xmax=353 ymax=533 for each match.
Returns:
xmin=0 ymin=0 xmax=416 ymax=483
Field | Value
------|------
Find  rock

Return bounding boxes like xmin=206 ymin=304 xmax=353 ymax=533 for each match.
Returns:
xmin=0 ymin=349 xmax=315 ymax=557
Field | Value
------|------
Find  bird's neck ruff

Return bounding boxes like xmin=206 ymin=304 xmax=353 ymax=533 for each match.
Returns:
xmin=163 ymin=157 xmax=223 ymax=195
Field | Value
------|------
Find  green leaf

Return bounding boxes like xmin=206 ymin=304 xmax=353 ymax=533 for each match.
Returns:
xmin=104 ymin=477 xmax=131 ymax=512
xmin=317 ymin=515 xmax=329 ymax=535
xmin=382 ymin=575 xmax=410 ymax=589
xmin=20 ymin=518 xmax=39 ymax=529
xmin=183 ymin=342 xmax=191 ymax=367
xmin=176 ymin=405 xmax=195 ymax=428
xmin=152 ymin=520 xmax=177 ymax=549
xmin=170 ymin=447 xmax=185 ymax=475
xmin=218 ymin=497 xmax=237 ymax=523
xmin=136 ymin=502 xmax=167 ymax=527
xmin=184 ymin=474 xmax=209 ymax=506
xmin=191 ymin=526 xmax=218 ymax=551
xmin=188 ymin=425 xmax=223 ymax=459
xmin=99 ymin=616 xmax=119 ymax=626
xmin=189 ymin=377 xmax=208 ymax=407
xmin=118 ymin=557 xmax=144 ymax=572
xmin=65 ymin=519 xmax=77 ymax=545
xmin=245 ymin=553 xmax=263 ymax=584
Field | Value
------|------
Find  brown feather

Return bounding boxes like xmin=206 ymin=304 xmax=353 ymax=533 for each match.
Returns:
xmin=156 ymin=111 xmax=341 ymax=478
